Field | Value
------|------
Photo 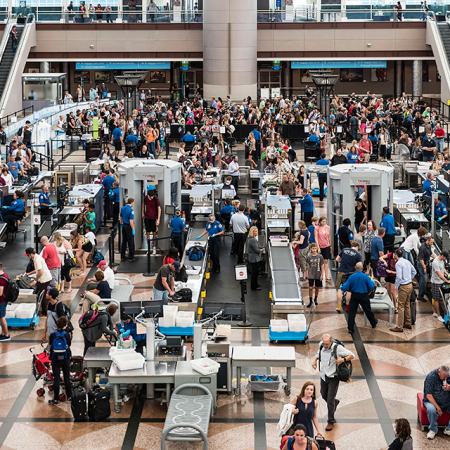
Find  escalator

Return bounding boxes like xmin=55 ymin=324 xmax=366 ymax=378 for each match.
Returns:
xmin=0 ymin=26 xmax=24 ymax=101
xmin=0 ymin=17 xmax=36 ymax=118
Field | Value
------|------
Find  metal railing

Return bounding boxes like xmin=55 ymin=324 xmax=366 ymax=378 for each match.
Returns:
xmin=0 ymin=105 xmax=34 ymax=127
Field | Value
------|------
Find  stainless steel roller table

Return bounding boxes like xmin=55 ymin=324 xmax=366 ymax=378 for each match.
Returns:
xmin=109 ymin=361 xmax=177 ymax=412
xmin=84 ymin=347 xmax=112 ymax=385
xmin=232 ymin=346 xmax=296 ymax=396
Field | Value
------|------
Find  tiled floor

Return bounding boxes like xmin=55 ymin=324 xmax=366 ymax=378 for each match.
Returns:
xmin=0 ymin=145 xmax=448 ymax=449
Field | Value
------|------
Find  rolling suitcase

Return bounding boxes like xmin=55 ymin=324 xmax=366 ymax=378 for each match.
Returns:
xmin=88 ymin=385 xmax=111 ymax=421
xmin=315 ymin=437 xmax=336 ymax=450
xmin=410 ymin=287 xmax=417 ymax=326
xmin=71 ymin=386 xmax=87 ymax=422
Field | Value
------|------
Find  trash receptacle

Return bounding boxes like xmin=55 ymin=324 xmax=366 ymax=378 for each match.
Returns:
xmin=70 ymin=136 xmax=80 ymax=152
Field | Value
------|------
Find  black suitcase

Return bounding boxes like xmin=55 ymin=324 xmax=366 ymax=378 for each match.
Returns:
xmin=410 ymin=287 xmax=417 ymax=326
xmin=315 ymin=437 xmax=336 ymax=450
xmin=88 ymin=385 xmax=111 ymax=421
xmin=71 ymin=386 xmax=87 ymax=422
xmin=177 ymin=288 xmax=193 ymax=302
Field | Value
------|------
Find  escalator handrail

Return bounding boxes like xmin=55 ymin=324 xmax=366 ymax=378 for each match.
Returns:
xmin=0 ymin=14 xmax=18 ymax=65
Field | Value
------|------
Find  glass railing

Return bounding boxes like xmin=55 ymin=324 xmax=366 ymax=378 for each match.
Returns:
xmin=0 ymin=7 xmax=443 ymax=23
xmin=11 ymin=8 xmax=203 ymax=23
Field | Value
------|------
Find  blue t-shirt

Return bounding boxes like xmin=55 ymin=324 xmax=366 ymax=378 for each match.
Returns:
xmin=380 ymin=214 xmax=396 ymax=235
xmin=170 ymin=216 xmax=185 ymax=233
xmin=370 ymin=236 xmax=384 ymax=260
xmin=7 ymin=161 xmax=20 ymax=180
xmin=120 ymin=204 xmax=134 ymax=224
xmin=182 ymin=134 xmax=196 ymax=143
xmin=126 ymin=134 xmax=138 ymax=144
xmin=307 ymin=224 xmax=316 ymax=243
xmin=338 ymin=248 xmax=362 ymax=273
xmin=101 ymin=175 xmax=115 ymax=190
xmin=347 ymin=152 xmax=359 ymax=163
xmin=316 ymin=159 xmax=330 ymax=166
xmin=250 ymin=130 xmax=261 ymax=140
xmin=112 ymin=128 xmax=122 ymax=140
xmin=299 ymin=230 xmax=309 ymax=249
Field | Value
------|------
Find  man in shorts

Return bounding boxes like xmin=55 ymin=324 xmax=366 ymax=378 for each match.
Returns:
xmin=306 ymin=243 xmax=324 ymax=308
xmin=142 ymin=186 xmax=161 ymax=255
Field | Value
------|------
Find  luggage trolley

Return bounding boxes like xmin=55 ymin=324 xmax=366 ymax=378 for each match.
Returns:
xmin=269 ymin=303 xmax=316 ymax=344
xmin=6 ymin=290 xmax=44 ymax=330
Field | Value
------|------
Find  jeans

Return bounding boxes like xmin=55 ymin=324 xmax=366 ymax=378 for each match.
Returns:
xmin=400 ymin=248 xmax=414 ymax=266
xmin=423 ymin=153 xmax=434 ymax=162
xmin=436 ymin=139 xmax=444 ymax=153
xmin=424 ymin=401 xmax=450 ymax=432
xmin=417 ymin=261 xmax=427 ymax=299
xmin=320 ymin=376 xmax=340 ymax=423
xmin=153 ymin=287 xmax=169 ymax=305
xmin=51 ymin=358 xmax=72 ymax=399
xmin=148 ymin=141 xmax=156 ymax=158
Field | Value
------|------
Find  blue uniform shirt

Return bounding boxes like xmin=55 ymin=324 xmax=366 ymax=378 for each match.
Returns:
xmin=219 ymin=204 xmax=234 ymax=218
xmin=120 ymin=204 xmax=134 ymax=224
xmin=126 ymin=134 xmax=138 ymax=145
xmin=182 ymin=134 xmax=196 ymax=143
xmin=206 ymin=220 xmax=223 ymax=236
xmin=380 ymin=213 xmax=396 ymax=235
xmin=170 ymin=216 xmax=185 ymax=233
xmin=9 ymin=198 xmax=24 ymax=212
xmin=108 ymin=186 xmax=120 ymax=203
xmin=298 ymin=194 xmax=314 ymax=213
xmin=341 ymin=271 xmax=375 ymax=294
xmin=250 ymin=130 xmax=261 ymax=140
xmin=39 ymin=191 xmax=51 ymax=209
xmin=308 ymin=135 xmax=320 ymax=146
xmin=244 ymin=213 xmax=252 ymax=226
xmin=102 ymin=175 xmax=115 ymax=190
xmin=119 ymin=321 xmax=145 ymax=342
xmin=423 ymin=179 xmax=435 ymax=197
xmin=316 ymin=159 xmax=330 ymax=166
xmin=112 ymin=128 xmax=122 ymax=140
xmin=435 ymin=201 xmax=448 ymax=219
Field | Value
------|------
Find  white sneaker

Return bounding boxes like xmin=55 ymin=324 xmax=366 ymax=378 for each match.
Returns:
xmin=152 ymin=248 xmax=157 ymax=255
xmin=444 ymin=427 xmax=450 ymax=436
xmin=427 ymin=430 xmax=437 ymax=440
xmin=438 ymin=316 xmax=445 ymax=323
xmin=433 ymin=313 xmax=438 ymax=318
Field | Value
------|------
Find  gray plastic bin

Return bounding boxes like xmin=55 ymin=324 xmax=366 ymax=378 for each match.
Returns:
xmin=248 ymin=374 xmax=283 ymax=392
xmin=69 ymin=136 xmax=80 ymax=152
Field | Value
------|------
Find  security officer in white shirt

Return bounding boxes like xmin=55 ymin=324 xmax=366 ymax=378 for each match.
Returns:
xmin=230 ymin=204 xmax=250 ymax=264
xmin=312 ymin=333 xmax=355 ymax=431
xmin=227 ymin=155 xmax=240 ymax=198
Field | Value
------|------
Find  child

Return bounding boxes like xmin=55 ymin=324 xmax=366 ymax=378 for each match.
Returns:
xmin=84 ymin=203 xmax=96 ymax=233
xmin=48 ymin=316 xmax=72 ymax=405
xmin=305 ymin=243 xmax=325 ymax=307
xmin=308 ymin=217 xmax=318 ymax=244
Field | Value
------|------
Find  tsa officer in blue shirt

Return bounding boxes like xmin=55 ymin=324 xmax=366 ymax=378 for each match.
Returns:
xmin=101 ymin=169 xmax=115 ymax=223
xmin=250 ymin=126 xmax=261 ymax=158
xmin=39 ymin=185 xmax=54 ymax=215
xmin=434 ymin=195 xmax=448 ymax=223
xmin=120 ymin=198 xmax=136 ymax=261
xmin=111 ymin=125 xmax=123 ymax=161
xmin=196 ymin=214 xmax=224 ymax=272
xmin=2 ymin=190 xmax=24 ymax=231
xmin=423 ymin=172 xmax=436 ymax=197
xmin=380 ymin=206 xmax=396 ymax=252
xmin=292 ymin=188 xmax=314 ymax=227
xmin=108 ymin=181 xmax=120 ymax=228
xmin=170 ymin=210 xmax=186 ymax=256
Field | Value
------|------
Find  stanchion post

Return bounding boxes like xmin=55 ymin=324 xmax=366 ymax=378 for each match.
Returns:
xmin=143 ymin=238 xmax=155 ymax=277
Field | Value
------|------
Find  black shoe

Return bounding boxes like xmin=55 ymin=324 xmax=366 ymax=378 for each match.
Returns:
xmin=417 ymin=297 xmax=427 ymax=302
xmin=48 ymin=399 xmax=59 ymax=405
xmin=314 ymin=298 xmax=318 ymax=305
xmin=307 ymin=300 xmax=312 ymax=308
xmin=128 ymin=257 xmax=137 ymax=262
xmin=255 ymin=287 xmax=261 ymax=290
xmin=372 ymin=320 xmax=378 ymax=329
xmin=348 ymin=329 xmax=354 ymax=334
xmin=214 ymin=268 xmax=220 ymax=273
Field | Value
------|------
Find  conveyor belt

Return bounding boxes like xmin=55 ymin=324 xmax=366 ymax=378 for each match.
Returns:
xmin=271 ymin=247 xmax=297 ymax=270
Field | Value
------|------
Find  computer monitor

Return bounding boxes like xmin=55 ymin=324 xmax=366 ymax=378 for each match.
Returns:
xmin=120 ymin=301 xmax=142 ymax=319
xmin=165 ymin=205 xmax=176 ymax=216
xmin=214 ymin=189 xmax=221 ymax=201
xmin=222 ymin=189 xmax=234 ymax=199
xmin=246 ymin=199 xmax=257 ymax=209
xmin=142 ymin=300 xmax=164 ymax=318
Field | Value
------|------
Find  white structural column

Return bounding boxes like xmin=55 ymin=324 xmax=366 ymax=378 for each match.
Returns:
xmin=203 ymin=0 xmax=231 ymax=99
xmin=229 ymin=0 xmax=257 ymax=101
xmin=412 ymin=60 xmax=423 ymax=99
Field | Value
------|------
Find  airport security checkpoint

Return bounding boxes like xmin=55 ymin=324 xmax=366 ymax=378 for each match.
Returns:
xmin=5 ymin=107 xmax=450 ymax=450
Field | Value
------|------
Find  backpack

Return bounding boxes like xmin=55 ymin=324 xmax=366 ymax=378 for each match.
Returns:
xmin=319 ymin=340 xmax=353 ymax=383
xmin=376 ymin=259 xmax=388 ymax=278
xmin=17 ymin=127 xmax=23 ymax=137
xmin=93 ymin=248 xmax=104 ymax=265
xmin=0 ymin=275 xmax=19 ymax=303
xmin=79 ymin=309 xmax=105 ymax=329
xmin=28 ymin=166 xmax=39 ymax=176
xmin=57 ymin=301 xmax=74 ymax=333
xmin=52 ymin=330 xmax=68 ymax=360
xmin=189 ymin=245 xmax=205 ymax=261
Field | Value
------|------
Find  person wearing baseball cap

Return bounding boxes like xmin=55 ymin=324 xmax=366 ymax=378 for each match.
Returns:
xmin=153 ymin=260 xmax=181 ymax=305
xmin=24 ymin=247 xmax=53 ymax=315
xmin=85 ymin=260 xmax=115 ymax=291
xmin=430 ymin=250 xmax=450 ymax=324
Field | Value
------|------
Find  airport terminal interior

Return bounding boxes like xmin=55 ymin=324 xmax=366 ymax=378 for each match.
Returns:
xmin=1 ymin=0 xmax=450 ymax=449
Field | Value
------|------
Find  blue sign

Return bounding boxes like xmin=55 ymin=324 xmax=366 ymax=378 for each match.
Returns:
xmin=291 ymin=60 xmax=386 ymax=69
xmin=76 ymin=62 xmax=171 ymax=70
xmin=276 ymin=0 xmax=282 ymax=7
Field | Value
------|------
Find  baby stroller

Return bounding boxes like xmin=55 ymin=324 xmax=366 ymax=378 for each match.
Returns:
xmin=31 ymin=346 xmax=87 ymax=401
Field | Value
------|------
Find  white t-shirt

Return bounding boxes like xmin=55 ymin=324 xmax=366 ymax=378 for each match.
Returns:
xmin=103 ymin=267 xmax=115 ymax=290
xmin=85 ymin=232 xmax=96 ymax=246
xmin=1 ymin=173 xmax=13 ymax=187
xmin=33 ymin=254 xmax=52 ymax=283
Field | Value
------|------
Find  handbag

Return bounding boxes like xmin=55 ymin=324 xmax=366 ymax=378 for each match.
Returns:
xmin=64 ymin=253 xmax=76 ymax=269
xmin=376 ymin=259 xmax=388 ymax=278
